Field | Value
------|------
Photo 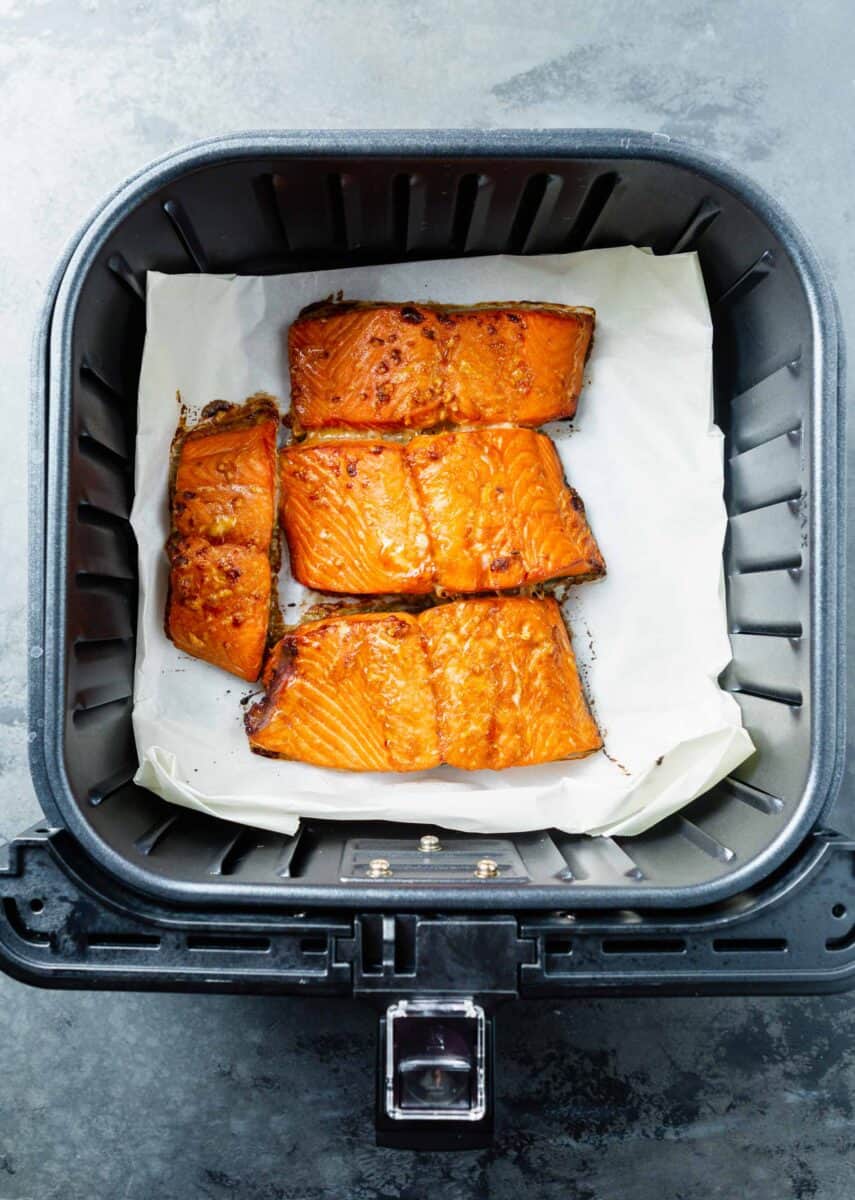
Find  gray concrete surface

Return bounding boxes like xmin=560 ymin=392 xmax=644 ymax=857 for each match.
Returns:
xmin=2 ymin=1 xmax=854 ymax=1197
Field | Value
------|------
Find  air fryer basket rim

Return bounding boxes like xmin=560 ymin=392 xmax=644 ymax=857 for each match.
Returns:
xmin=29 ymin=129 xmax=846 ymax=911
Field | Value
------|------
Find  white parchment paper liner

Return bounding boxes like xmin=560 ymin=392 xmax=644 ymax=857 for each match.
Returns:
xmin=131 ymin=247 xmax=754 ymax=838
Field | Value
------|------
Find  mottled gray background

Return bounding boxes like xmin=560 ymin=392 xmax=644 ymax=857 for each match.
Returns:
xmin=2 ymin=1 xmax=854 ymax=1197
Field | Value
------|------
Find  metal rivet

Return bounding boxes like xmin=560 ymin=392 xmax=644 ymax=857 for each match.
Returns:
xmin=474 ymin=858 xmax=499 ymax=879
xmin=419 ymin=834 xmax=441 ymax=853
xmin=367 ymin=857 xmax=391 ymax=878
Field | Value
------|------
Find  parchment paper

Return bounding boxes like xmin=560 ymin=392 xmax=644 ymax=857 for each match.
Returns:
xmin=131 ymin=246 xmax=754 ymax=837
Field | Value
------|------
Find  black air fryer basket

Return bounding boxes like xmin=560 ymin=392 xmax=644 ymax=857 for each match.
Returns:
xmin=9 ymin=135 xmax=853 ymax=1114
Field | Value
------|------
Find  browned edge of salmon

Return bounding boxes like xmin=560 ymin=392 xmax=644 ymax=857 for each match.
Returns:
xmin=295 ymin=298 xmax=597 ymax=320
xmin=243 ymin=634 xmax=297 ymax=746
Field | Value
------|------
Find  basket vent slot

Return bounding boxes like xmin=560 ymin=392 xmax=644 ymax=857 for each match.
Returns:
xmin=87 ymin=766 xmax=134 ymax=804
xmin=733 ymin=557 xmax=803 ymax=578
xmin=163 ymin=198 xmax=209 ymax=271
xmin=73 ymin=697 xmax=132 ymax=732
xmin=730 ymin=624 xmax=803 ymax=641
xmin=602 ymin=838 xmax=645 ymax=880
xmin=360 ymin=915 xmax=387 ymax=975
xmin=107 ymin=253 xmax=146 ymax=302
xmin=602 ymin=938 xmax=686 ymax=955
xmin=393 ymin=917 xmax=416 ymax=974
xmin=300 ymin=936 xmax=328 ymax=956
xmin=75 ymin=571 xmax=135 ymax=595
xmin=565 ymin=171 xmax=619 ymax=250
xmin=728 ymin=492 xmax=804 ymax=520
xmin=737 ymin=687 xmax=803 ymax=709
xmin=727 ymin=428 xmax=802 ymax=517
xmin=77 ymin=432 xmax=131 ymax=473
xmin=187 ymin=934 xmax=271 ymax=953
xmin=552 ymin=836 xmax=589 ymax=881
xmin=72 ymin=678 xmax=132 ymax=713
xmin=135 ymin=814 xmax=180 ymax=856
xmin=73 ymin=635 xmax=132 ymax=663
xmin=87 ymin=932 xmax=160 ymax=949
xmin=208 ymin=830 xmax=260 ymax=877
xmin=326 ymin=172 xmax=351 ymax=250
xmin=713 ymin=938 xmax=787 ymax=953
xmin=392 ymin=172 xmax=413 ymax=251
xmin=452 ymin=172 xmax=492 ymax=253
xmin=79 ymin=356 xmax=124 ymax=402
xmin=676 ymin=818 xmax=735 ymax=863
xmin=714 ymin=249 xmax=775 ymax=308
xmin=669 ymin=198 xmax=721 ymax=254
xmin=730 ymin=350 xmax=804 ymax=428
xmin=508 ymin=173 xmax=559 ymax=253
xmin=720 ymin=777 xmax=785 ymax=816
xmin=255 ymin=174 xmax=291 ymax=249
xmin=77 ymin=502 xmax=133 ymax=535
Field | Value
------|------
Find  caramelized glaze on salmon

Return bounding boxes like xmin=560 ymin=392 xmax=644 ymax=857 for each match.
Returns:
xmin=288 ymin=301 xmax=595 ymax=432
xmin=245 ymin=613 xmax=441 ymax=771
xmin=245 ymin=598 xmax=601 ymax=771
xmin=279 ymin=440 xmax=433 ymax=594
xmin=420 ymin=597 xmax=602 ymax=770
xmin=405 ymin=428 xmax=604 ymax=592
xmin=279 ymin=429 xmax=604 ymax=595
xmin=166 ymin=396 xmax=279 ymax=681
xmin=167 ymin=537 xmax=272 ymax=681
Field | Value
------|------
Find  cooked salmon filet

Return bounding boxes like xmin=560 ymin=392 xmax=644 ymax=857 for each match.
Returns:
xmin=405 ymin=428 xmax=604 ymax=592
xmin=279 ymin=440 xmax=433 ymax=594
xmin=167 ymin=537 xmax=272 ymax=682
xmin=420 ymin=597 xmax=602 ymax=770
xmin=173 ymin=411 xmax=277 ymax=548
xmin=288 ymin=301 xmax=595 ymax=432
xmin=245 ymin=613 xmax=442 ymax=771
xmin=279 ymin=429 xmax=604 ymax=595
xmin=447 ymin=305 xmax=594 ymax=426
xmin=245 ymin=598 xmax=601 ymax=771
xmin=166 ymin=396 xmax=279 ymax=681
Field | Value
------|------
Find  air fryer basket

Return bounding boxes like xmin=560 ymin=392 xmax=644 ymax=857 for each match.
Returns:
xmin=28 ymin=131 xmax=845 ymax=910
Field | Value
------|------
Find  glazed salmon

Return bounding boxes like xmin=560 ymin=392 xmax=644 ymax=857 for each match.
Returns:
xmin=167 ymin=537 xmax=272 ymax=681
xmin=405 ymin=428 xmax=605 ymax=592
xmin=279 ymin=440 xmax=433 ymax=594
xmin=172 ymin=403 xmax=277 ymax=548
xmin=288 ymin=301 xmax=595 ymax=432
xmin=279 ymin=429 xmax=604 ymax=595
xmin=245 ymin=613 xmax=441 ymax=771
xmin=166 ymin=396 xmax=279 ymax=681
xmin=420 ymin=597 xmax=602 ymax=771
xmin=245 ymin=598 xmax=601 ymax=772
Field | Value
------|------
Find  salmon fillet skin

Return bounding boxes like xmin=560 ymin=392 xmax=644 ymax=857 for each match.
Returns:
xmin=245 ymin=597 xmax=601 ymax=771
xmin=279 ymin=428 xmax=604 ymax=595
xmin=166 ymin=395 xmax=279 ymax=681
xmin=288 ymin=301 xmax=595 ymax=432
